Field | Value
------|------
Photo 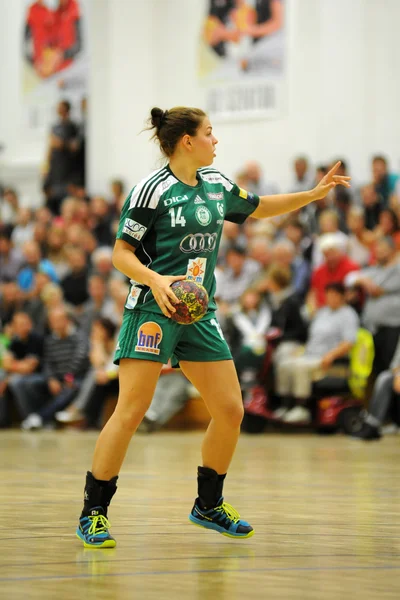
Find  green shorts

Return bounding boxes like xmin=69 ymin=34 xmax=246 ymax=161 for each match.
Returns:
xmin=114 ymin=310 xmax=232 ymax=366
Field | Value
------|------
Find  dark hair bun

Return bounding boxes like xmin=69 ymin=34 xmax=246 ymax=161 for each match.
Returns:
xmin=150 ymin=107 xmax=165 ymax=130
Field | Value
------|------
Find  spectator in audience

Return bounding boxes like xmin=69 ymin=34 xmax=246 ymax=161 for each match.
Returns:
xmin=308 ymin=234 xmax=359 ymax=311
xmin=275 ymin=282 xmax=359 ymax=423
xmin=0 ymin=312 xmax=44 ymax=427
xmin=138 ymin=364 xmax=191 ymax=433
xmin=291 ymin=156 xmax=314 ymax=193
xmin=244 ymin=161 xmax=279 ymax=196
xmin=0 ymin=233 xmax=24 ymax=283
xmin=219 ymin=221 xmax=247 ymax=259
xmin=269 ymin=239 xmax=310 ymax=300
xmin=61 ymin=246 xmax=89 ymax=310
xmin=361 ymin=183 xmax=383 ymax=230
xmin=373 ymin=208 xmax=400 ymax=251
xmin=55 ymin=317 xmax=118 ymax=426
xmin=347 ymin=207 xmax=374 ymax=267
xmin=0 ymin=188 xmax=19 ymax=228
xmin=79 ymin=275 xmax=114 ymax=334
xmin=43 ymin=100 xmax=80 ymax=215
xmin=89 ymin=196 xmax=113 ymax=246
xmin=17 ymin=240 xmax=58 ymax=295
xmin=329 ymin=159 xmax=353 ymax=229
xmin=216 ymin=245 xmax=260 ymax=304
xmin=10 ymin=306 xmax=89 ymax=430
xmin=225 ymin=288 xmax=271 ymax=389
xmin=35 ymin=206 xmax=53 ymax=228
xmin=22 ymin=272 xmax=52 ymax=328
xmin=91 ymin=246 xmax=116 ymax=280
xmin=102 ymin=281 xmax=129 ymax=327
xmin=311 ymin=209 xmax=349 ymax=268
xmin=371 ymin=155 xmax=398 ymax=208
xmin=248 ymin=237 xmax=272 ymax=271
xmin=10 ymin=208 xmax=34 ymax=249
xmin=0 ymin=281 xmax=23 ymax=329
xmin=110 ymin=179 xmax=125 ymax=215
xmin=345 ymin=236 xmax=400 ymax=374
xmin=46 ymin=225 xmax=69 ymax=279
xmin=353 ymin=335 xmax=400 ymax=440
xmin=283 ymin=218 xmax=312 ymax=263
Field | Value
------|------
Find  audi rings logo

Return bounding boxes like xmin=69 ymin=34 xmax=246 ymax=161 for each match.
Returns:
xmin=179 ymin=233 xmax=218 ymax=254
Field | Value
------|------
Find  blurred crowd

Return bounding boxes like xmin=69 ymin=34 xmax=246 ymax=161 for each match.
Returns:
xmin=1 ymin=99 xmax=400 ymax=440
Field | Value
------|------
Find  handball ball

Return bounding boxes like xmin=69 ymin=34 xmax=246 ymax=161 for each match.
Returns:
xmin=170 ymin=280 xmax=209 ymax=325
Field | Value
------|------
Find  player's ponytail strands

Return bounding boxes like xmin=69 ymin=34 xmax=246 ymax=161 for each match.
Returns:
xmin=148 ymin=106 xmax=206 ymax=158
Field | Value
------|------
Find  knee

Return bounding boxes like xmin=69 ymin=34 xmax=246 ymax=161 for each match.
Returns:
xmin=215 ymin=398 xmax=244 ymax=429
xmin=114 ymin=395 xmax=152 ymax=431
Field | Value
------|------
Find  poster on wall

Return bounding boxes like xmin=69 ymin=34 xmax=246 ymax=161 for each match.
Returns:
xmin=21 ymin=0 xmax=89 ymax=132
xmin=198 ymin=0 xmax=286 ymax=120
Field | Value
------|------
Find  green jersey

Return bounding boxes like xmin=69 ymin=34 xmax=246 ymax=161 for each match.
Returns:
xmin=116 ymin=165 xmax=260 ymax=315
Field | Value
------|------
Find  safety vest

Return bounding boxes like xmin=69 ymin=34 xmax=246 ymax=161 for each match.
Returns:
xmin=348 ymin=328 xmax=375 ymax=398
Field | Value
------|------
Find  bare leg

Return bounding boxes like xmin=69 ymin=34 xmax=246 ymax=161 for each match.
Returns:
xmin=180 ymin=360 xmax=243 ymax=474
xmin=91 ymin=359 xmax=163 ymax=480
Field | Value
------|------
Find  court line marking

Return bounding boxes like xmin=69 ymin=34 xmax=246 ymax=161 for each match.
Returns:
xmin=2 ymin=564 xmax=400 ymax=583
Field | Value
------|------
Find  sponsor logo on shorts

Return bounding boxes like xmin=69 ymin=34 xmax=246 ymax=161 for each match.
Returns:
xmin=207 ymin=192 xmax=223 ymax=200
xmin=180 ymin=232 xmax=218 ymax=253
xmin=135 ymin=321 xmax=163 ymax=355
xmin=195 ymin=206 xmax=212 ymax=226
xmin=194 ymin=195 xmax=205 ymax=204
xmin=122 ymin=218 xmax=147 ymax=241
xmin=186 ymin=257 xmax=207 ymax=284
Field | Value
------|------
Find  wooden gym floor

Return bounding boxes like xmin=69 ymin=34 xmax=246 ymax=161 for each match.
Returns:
xmin=1 ymin=430 xmax=400 ymax=600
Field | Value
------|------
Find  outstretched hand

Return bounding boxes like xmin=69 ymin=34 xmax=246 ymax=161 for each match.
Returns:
xmin=311 ymin=161 xmax=351 ymax=201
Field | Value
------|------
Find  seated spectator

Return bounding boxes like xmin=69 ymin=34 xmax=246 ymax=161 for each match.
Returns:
xmin=329 ymin=159 xmax=353 ymax=229
xmin=138 ymin=364 xmax=190 ymax=433
xmin=79 ymin=275 xmax=114 ymax=334
xmin=0 ymin=233 xmax=24 ymax=283
xmin=89 ymin=196 xmax=113 ymax=246
xmin=283 ymin=218 xmax=312 ymax=263
xmin=345 ymin=236 xmax=400 ymax=374
xmin=290 ymin=156 xmax=314 ymax=193
xmin=61 ymin=246 xmax=89 ymax=310
xmin=371 ymin=155 xmax=398 ymax=208
xmin=311 ymin=209 xmax=349 ymax=267
xmin=353 ymin=335 xmax=400 ymax=441
xmin=91 ymin=246 xmax=117 ymax=280
xmin=0 ymin=281 xmax=23 ymax=330
xmin=22 ymin=272 xmax=52 ymax=328
xmin=373 ymin=208 xmax=400 ymax=251
xmin=248 ymin=237 xmax=272 ymax=271
xmin=225 ymin=288 xmax=271 ymax=389
xmin=17 ymin=241 xmax=58 ymax=295
xmin=216 ymin=245 xmax=260 ymax=305
xmin=10 ymin=306 xmax=89 ymax=429
xmin=102 ymin=281 xmax=129 ymax=327
xmin=219 ymin=221 xmax=247 ymax=259
xmin=55 ymin=318 xmax=118 ymax=426
xmin=244 ymin=161 xmax=279 ymax=196
xmin=33 ymin=220 xmax=49 ymax=256
xmin=0 ymin=187 xmax=19 ymax=227
xmin=10 ymin=208 xmax=34 ymax=249
xmin=361 ymin=184 xmax=382 ymax=230
xmin=0 ymin=312 xmax=44 ymax=427
xmin=347 ymin=207 xmax=374 ymax=267
xmin=275 ymin=283 xmax=359 ymax=423
xmin=46 ymin=225 xmax=69 ymax=279
xmin=269 ymin=239 xmax=310 ymax=300
xmin=308 ymin=234 xmax=359 ymax=311
xmin=266 ymin=264 xmax=307 ymax=347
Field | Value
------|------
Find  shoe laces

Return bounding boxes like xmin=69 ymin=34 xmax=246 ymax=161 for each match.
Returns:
xmin=88 ymin=514 xmax=111 ymax=536
xmin=215 ymin=502 xmax=241 ymax=524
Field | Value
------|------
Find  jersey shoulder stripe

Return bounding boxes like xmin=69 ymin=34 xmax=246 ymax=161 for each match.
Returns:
xmin=198 ymin=169 xmax=234 ymax=192
xmin=129 ymin=168 xmax=167 ymax=209
xmin=142 ymin=172 xmax=178 ymax=209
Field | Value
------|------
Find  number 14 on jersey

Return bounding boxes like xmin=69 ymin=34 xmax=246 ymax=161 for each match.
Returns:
xmin=169 ymin=206 xmax=187 ymax=228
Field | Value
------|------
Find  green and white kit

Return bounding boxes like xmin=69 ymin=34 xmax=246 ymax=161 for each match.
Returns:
xmin=114 ymin=165 xmax=259 ymax=364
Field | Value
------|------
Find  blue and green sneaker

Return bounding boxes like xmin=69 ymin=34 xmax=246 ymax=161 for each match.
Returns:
xmin=189 ymin=498 xmax=254 ymax=539
xmin=76 ymin=507 xmax=116 ymax=548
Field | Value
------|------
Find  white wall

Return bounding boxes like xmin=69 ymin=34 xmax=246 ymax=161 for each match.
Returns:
xmin=1 ymin=0 xmax=400 ymax=201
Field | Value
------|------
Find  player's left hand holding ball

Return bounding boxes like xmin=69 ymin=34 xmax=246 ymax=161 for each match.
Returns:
xmin=311 ymin=161 xmax=351 ymax=201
